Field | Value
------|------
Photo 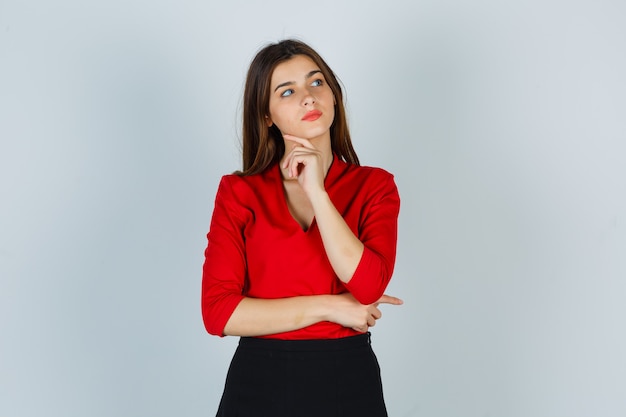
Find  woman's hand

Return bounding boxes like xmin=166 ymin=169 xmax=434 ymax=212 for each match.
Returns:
xmin=326 ymin=293 xmax=404 ymax=333
xmin=281 ymin=134 xmax=326 ymax=197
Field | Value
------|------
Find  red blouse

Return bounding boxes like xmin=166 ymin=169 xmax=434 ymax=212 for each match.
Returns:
xmin=201 ymin=155 xmax=400 ymax=340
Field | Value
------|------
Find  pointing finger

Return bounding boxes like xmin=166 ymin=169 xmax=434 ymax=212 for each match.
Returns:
xmin=375 ymin=295 xmax=404 ymax=306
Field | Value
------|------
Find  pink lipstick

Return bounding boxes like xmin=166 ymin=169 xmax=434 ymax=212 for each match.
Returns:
xmin=301 ymin=110 xmax=322 ymax=121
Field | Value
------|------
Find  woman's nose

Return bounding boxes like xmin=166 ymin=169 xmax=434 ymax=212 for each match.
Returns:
xmin=302 ymin=92 xmax=316 ymax=106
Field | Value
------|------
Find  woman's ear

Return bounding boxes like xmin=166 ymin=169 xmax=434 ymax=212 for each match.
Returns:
xmin=265 ymin=115 xmax=273 ymax=127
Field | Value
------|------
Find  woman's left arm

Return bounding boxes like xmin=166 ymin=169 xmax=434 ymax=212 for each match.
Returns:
xmin=310 ymin=190 xmax=365 ymax=281
xmin=283 ymin=135 xmax=400 ymax=305
xmin=312 ymin=174 xmax=400 ymax=304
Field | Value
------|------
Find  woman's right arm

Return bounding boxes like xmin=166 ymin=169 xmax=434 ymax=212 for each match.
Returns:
xmin=223 ymin=293 xmax=402 ymax=337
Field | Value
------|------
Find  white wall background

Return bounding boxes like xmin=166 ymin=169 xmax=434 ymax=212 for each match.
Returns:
xmin=1 ymin=0 xmax=625 ymax=416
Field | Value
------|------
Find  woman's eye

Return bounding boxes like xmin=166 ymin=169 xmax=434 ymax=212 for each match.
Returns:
xmin=311 ymin=79 xmax=323 ymax=87
xmin=281 ymin=89 xmax=294 ymax=97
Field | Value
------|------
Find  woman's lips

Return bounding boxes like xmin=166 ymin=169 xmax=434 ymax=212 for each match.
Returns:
xmin=301 ymin=110 xmax=322 ymax=121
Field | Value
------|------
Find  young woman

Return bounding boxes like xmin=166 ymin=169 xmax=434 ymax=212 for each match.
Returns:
xmin=201 ymin=39 xmax=402 ymax=417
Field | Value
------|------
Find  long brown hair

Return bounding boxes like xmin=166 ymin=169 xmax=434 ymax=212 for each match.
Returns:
xmin=237 ymin=39 xmax=359 ymax=176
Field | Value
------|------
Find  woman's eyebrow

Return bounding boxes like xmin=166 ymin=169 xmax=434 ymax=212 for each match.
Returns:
xmin=305 ymin=69 xmax=322 ymax=79
xmin=274 ymin=70 xmax=323 ymax=92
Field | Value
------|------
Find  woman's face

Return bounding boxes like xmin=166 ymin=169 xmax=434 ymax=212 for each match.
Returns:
xmin=267 ymin=55 xmax=335 ymax=144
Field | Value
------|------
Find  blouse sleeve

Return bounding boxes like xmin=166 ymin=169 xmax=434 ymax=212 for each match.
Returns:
xmin=344 ymin=172 xmax=400 ymax=305
xmin=201 ymin=176 xmax=249 ymax=336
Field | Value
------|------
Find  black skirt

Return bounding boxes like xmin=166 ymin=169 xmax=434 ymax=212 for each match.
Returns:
xmin=215 ymin=332 xmax=388 ymax=417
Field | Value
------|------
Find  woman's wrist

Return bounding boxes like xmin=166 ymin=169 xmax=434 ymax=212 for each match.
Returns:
xmin=308 ymin=189 xmax=331 ymax=214
xmin=314 ymin=294 xmax=335 ymax=323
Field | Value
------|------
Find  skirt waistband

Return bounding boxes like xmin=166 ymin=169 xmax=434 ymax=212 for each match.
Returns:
xmin=238 ymin=332 xmax=371 ymax=352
